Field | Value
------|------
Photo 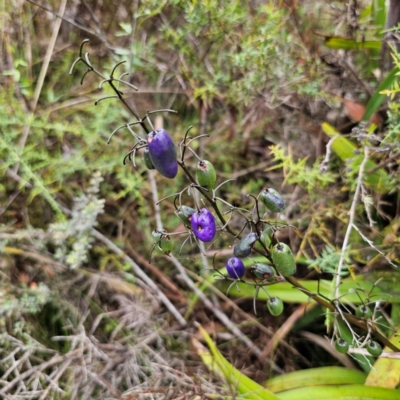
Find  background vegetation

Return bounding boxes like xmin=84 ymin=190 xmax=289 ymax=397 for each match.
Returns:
xmin=1 ymin=0 xmax=399 ymax=398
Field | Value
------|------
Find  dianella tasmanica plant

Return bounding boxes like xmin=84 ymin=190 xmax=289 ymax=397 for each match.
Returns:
xmin=70 ymin=39 xmax=400 ymax=363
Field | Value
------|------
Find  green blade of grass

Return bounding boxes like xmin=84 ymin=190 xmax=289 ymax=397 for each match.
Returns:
xmin=325 ymin=37 xmax=381 ymax=50
xmin=218 ymin=276 xmax=400 ymax=304
xmin=362 ymin=66 xmax=399 ymax=121
xmin=372 ymin=0 xmax=386 ymax=37
xmin=277 ymin=384 xmax=400 ymax=400
xmin=264 ymin=366 xmax=366 ymax=392
xmin=195 ymin=323 xmax=281 ymax=400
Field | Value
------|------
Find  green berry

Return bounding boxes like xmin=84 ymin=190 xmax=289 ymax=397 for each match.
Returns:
xmin=260 ymin=226 xmax=272 ymax=248
xmin=335 ymin=338 xmax=349 ymax=354
xmin=271 ymin=242 xmax=296 ymax=276
xmin=175 ymin=205 xmax=196 ymax=226
xmin=233 ymin=232 xmax=258 ymax=258
xmin=355 ymin=305 xmax=372 ymax=320
xmin=259 ymin=188 xmax=285 ymax=213
xmin=151 ymin=229 xmax=173 ymax=255
xmin=251 ymin=263 xmax=275 ymax=281
xmin=196 ymin=160 xmax=217 ymax=191
xmin=267 ymin=297 xmax=284 ymax=316
xmin=366 ymin=341 xmax=382 ymax=357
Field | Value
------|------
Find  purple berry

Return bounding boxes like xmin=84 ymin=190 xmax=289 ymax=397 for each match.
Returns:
xmin=147 ymin=129 xmax=178 ymax=179
xmin=190 ymin=208 xmax=216 ymax=242
xmin=226 ymin=257 xmax=245 ymax=279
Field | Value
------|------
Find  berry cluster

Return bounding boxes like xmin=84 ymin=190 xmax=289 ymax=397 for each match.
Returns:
xmin=69 ymin=39 xmax=396 ymax=357
xmin=134 ymin=126 xmax=295 ymax=317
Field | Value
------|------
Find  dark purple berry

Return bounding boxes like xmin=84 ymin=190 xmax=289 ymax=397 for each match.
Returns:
xmin=233 ymin=232 xmax=258 ymax=258
xmin=190 ymin=208 xmax=216 ymax=242
xmin=147 ymin=129 xmax=178 ymax=179
xmin=226 ymin=257 xmax=245 ymax=279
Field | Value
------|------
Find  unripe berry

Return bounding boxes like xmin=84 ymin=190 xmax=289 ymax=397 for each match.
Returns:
xmin=267 ymin=297 xmax=284 ymax=316
xmin=196 ymin=160 xmax=216 ymax=191
xmin=259 ymin=188 xmax=285 ymax=212
xmin=251 ymin=263 xmax=275 ymax=281
xmin=366 ymin=341 xmax=382 ymax=357
xmin=335 ymin=338 xmax=349 ymax=354
xmin=355 ymin=305 xmax=372 ymax=320
xmin=151 ymin=229 xmax=173 ymax=255
xmin=260 ymin=226 xmax=272 ymax=248
xmin=175 ymin=205 xmax=196 ymax=226
xmin=233 ymin=232 xmax=258 ymax=258
xmin=271 ymin=242 xmax=296 ymax=276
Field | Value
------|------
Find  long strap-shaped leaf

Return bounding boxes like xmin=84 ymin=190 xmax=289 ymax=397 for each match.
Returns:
xmin=194 ymin=323 xmax=280 ymax=400
xmin=362 ymin=67 xmax=400 ymax=121
xmin=264 ymin=366 xmax=366 ymax=392
xmin=277 ymin=384 xmax=400 ymax=400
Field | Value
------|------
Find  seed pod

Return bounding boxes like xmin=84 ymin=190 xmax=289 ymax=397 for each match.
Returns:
xmin=147 ymin=129 xmax=178 ymax=179
xmin=260 ymin=226 xmax=273 ymax=249
xmin=271 ymin=242 xmax=296 ymax=276
xmin=143 ymin=148 xmax=155 ymax=170
xmin=226 ymin=257 xmax=245 ymax=279
xmin=259 ymin=188 xmax=285 ymax=213
xmin=175 ymin=205 xmax=196 ymax=226
xmin=196 ymin=160 xmax=216 ymax=190
xmin=355 ymin=305 xmax=372 ymax=320
xmin=267 ymin=297 xmax=284 ymax=316
xmin=366 ymin=341 xmax=382 ymax=357
xmin=335 ymin=338 xmax=349 ymax=354
xmin=191 ymin=208 xmax=216 ymax=242
xmin=251 ymin=263 xmax=275 ymax=281
xmin=233 ymin=232 xmax=258 ymax=258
